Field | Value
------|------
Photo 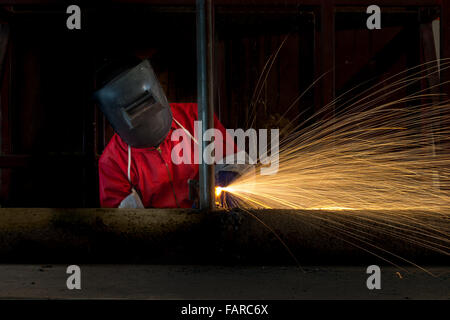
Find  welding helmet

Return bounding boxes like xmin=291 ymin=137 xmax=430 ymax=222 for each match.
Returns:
xmin=94 ymin=59 xmax=172 ymax=148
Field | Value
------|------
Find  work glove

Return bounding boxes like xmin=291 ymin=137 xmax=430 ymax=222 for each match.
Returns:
xmin=188 ymin=172 xmax=240 ymax=209
xmin=216 ymin=170 xmax=240 ymax=187
xmin=214 ymin=151 xmax=255 ymax=208
xmin=118 ymin=187 xmax=144 ymax=209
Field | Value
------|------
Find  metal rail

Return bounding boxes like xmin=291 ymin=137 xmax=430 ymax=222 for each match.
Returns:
xmin=0 ymin=208 xmax=447 ymax=264
xmin=196 ymin=0 xmax=215 ymax=210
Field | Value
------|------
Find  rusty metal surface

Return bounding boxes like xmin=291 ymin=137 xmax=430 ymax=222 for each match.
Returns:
xmin=0 ymin=208 xmax=447 ymax=265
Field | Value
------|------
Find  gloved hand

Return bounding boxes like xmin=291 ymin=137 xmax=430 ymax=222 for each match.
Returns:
xmin=216 ymin=170 xmax=240 ymax=187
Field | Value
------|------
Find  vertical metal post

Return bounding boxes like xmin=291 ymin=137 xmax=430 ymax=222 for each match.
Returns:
xmin=196 ymin=0 xmax=215 ymax=210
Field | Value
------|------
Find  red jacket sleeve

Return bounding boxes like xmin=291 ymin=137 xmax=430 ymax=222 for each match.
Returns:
xmin=99 ymin=153 xmax=131 ymax=208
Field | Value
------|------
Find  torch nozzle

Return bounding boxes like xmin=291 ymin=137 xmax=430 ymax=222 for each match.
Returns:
xmin=215 ymin=186 xmax=224 ymax=197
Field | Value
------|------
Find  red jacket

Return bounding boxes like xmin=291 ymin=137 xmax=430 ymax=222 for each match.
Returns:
xmin=99 ymin=102 xmax=234 ymax=208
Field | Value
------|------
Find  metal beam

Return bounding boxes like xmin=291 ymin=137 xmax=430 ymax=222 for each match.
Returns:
xmin=0 ymin=208 xmax=447 ymax=264
xmin=196 ymin=0 xmax=215 ymax=210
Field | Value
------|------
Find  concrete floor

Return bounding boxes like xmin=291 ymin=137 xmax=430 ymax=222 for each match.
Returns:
xmin=0 ymin=265 xmax=448 ymax=299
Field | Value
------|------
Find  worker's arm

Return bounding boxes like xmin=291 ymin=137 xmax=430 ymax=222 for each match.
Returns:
xmin=99 ymin=155 xmax=132 ymax=208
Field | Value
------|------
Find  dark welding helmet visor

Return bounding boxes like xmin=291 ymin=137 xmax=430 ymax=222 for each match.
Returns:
xmin=94 ymin=59 xmax=172 ymax=148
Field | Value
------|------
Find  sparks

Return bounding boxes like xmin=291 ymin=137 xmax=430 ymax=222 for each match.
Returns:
xmin=222 ymin=60 xmax=450 ymax=214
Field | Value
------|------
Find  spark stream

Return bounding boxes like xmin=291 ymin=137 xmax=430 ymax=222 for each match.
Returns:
xmin=224 ymin=61 xmax=450 ymax=213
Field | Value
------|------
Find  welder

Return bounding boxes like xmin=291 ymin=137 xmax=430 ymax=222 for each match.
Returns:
xmin=94 ymin=57 xmax=249 ymax=208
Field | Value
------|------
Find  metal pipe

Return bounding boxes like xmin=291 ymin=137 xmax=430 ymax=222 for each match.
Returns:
xmin=196 ymin=0 xmax=215 ymax=210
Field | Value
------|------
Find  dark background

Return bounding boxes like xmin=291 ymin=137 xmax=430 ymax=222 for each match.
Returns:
xmin=0 ymin=0 xmax=446 ymax=207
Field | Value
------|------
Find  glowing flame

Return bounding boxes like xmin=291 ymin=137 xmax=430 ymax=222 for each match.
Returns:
xmin=215 ymin=186 xmax=234 ymax=197
xmin=215 ymin=187 xmax=223 ymax=197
